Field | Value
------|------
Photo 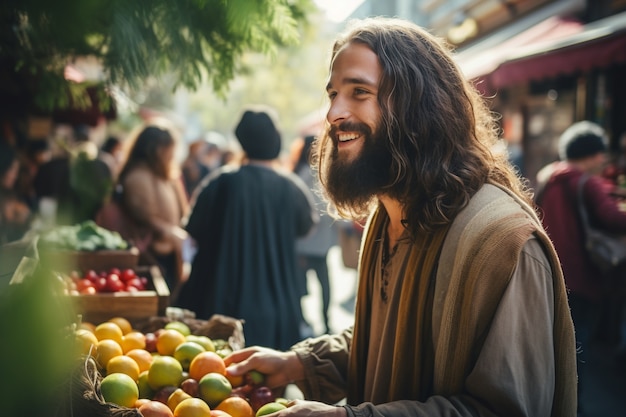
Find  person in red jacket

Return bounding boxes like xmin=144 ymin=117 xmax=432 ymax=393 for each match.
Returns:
xmin=536 ymin=120 xmax=626 ymax=411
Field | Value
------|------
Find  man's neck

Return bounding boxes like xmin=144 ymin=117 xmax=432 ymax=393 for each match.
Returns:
xmin=379 ymin=195 xmax=405 ymax=247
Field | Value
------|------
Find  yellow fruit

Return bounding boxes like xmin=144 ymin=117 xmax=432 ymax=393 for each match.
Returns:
xmin=174 ymin=398 xmax=211 ymax=417
xmin=215 ymin=396 xmax=254 ymax=417
xmin=108 ymin=317 xmax=133 ymax=335
xmin=189 ymin=351 xmax=226 ymax=381
xmin=96 ymin=339 xmax=123 ymax=369
xmin=107 ymin=354 xmax=141 ymax=381
xmin=255 ymin=402 xmax=286 ymax=417
xmin=198 ymin=372 xmax=232 ymax=408
xmin=127 ymin=348 xmax=154 ymax=373
xmin=94 ymin=322 xmax=124 ymax=344
xmin=75 ymin=328 xmax=99 ymax=356
xmin=174 ymin=341 xmax=206 ymax=371
xmin=186 ymin=335 xmax=216 ymax=352
xmin=168 ymin=388 xmax=193 ymax=412
xmin=148 ymin=355 xmax=184 ymax=390
xmin=157 ymin=329 xmax=187 ymax=356
xmin=138 ymin=370 xmax=155 ymax=399
xmin=121 ymin=331 xmax=147 ymax=353
xmin=165 ymin=321 xmax=191 ymax=336
xmin=100 ymin=372 xmax=139 ymax=408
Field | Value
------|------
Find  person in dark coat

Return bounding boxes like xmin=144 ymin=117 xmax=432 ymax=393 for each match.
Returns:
xmin=175 ymin=105 xmax=318 ymax=350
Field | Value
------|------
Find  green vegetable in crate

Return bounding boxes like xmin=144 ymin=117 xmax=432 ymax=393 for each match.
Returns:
xmin=39 ymin=221 xmax=129 ymax=251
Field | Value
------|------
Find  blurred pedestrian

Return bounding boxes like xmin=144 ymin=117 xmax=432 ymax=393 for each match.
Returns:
xmin=536 ymin=120 xmax=626 ymax=412
xmin=175 ymin=106 xmax=317 ymax=350
xmin=100 ymin=135 xmax=124 ymax=179
xmin=292 ymin=135 xmax=339 ymax=335
xmin=224 ymin=17 xmax=577 ymax=417
xmin=0 ymin=142 xmax=32 ymax=243
xmin=181 ymin=131 xmax=226 ymax=199
xmin=114 ymin=122 xmax=189 ymax=290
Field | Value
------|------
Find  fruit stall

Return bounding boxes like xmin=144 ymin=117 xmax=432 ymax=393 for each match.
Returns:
xmin=1 ymin=221 xmax=290 ymax=417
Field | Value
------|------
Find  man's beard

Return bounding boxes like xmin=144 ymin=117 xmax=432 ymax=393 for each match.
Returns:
xmin=325 ymin=122 xmax=392 ymax=209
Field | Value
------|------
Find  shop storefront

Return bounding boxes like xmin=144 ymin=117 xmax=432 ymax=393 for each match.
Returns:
xmin=456 ymin=11 xmax=626 ymax=187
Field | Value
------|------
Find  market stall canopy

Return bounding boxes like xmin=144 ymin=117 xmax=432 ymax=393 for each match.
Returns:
xmin=456 ymin=10 xmax=626 ymax=93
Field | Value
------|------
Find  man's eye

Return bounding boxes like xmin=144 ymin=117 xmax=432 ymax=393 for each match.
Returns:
xmin=327 ymin=91 xmax=337 ymax=100
xmin=354 ymin=88 xmax=368 ymax=95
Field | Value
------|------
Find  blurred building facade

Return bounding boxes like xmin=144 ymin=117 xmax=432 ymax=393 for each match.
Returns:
xmin=348 ymin=0 xmax=626 ymax=188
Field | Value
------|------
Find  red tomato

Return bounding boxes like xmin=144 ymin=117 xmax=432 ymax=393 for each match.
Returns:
xmin=109 ymin=267 xmax=121 ymax=276
xmin=105 ymin=273 xmax=124 ymax=292
xmin=120 ymin=268 xmax=136 ymax=282
xmin=84 ymin=270 xmax=99 ymax=282
xmin=93 ymin=277 xmax=107 ymax=292
xmin=79 ymin=286 xmax=97 ymax=295
xmin=76 ymin=278 xmax=95 ymax=293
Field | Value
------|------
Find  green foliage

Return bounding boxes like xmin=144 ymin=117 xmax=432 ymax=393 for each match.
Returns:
xmin=1 ymin=0 xmax=314 ymax=111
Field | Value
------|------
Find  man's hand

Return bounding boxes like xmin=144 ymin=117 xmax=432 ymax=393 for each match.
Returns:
xmin=224 ymin=346 xmax=304 ymax=390
xmin=265 ymin=400 xmax=347 ymax=417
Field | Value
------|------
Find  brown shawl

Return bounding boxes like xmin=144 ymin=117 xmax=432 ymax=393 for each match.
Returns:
xmin=347 ymin=184 xmax=577 ymax=416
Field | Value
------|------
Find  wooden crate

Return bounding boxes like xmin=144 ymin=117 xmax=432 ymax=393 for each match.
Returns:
xmin=39 ymin=247 xmax=140 ymax=273
xmin=70 ymin=265 xmax=170 ymax=324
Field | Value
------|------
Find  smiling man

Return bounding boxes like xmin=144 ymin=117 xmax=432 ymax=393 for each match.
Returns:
xmin=224 ymin=17 xmax=577 ymax=417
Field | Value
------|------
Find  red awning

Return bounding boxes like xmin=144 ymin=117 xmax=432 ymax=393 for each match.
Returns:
xmin=457 ymin=15 xmax=584 ymax=81
xmin=457 ymin=11 xmax=626 ymax=93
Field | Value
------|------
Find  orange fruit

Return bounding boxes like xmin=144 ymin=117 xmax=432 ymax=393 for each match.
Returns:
xmin=96 ymin=339 xmax=123 ymax=369
xmin=215 ymin=396 xmax=253 ymax=417
xmin=224 ymin=372 xmax=244 ymax=388
xmin=107 ymin=354 xmax=141 ymax=381
xmin=148 ymin=355 xmax=184 ymax=390
xmin=127 ymin=348 xmax=154 ymax=373
xmin=95 ymin=322 xmax=124 ymax=344
xmin=121 ymin=331 xmax=147 ymax=353
xmin=168 ymin=388 xmax=193 ymax=412
xmin=189 ymin=351 xmax=226 ymax=381
xmin=139 ymin=400 xmax=175 ymax=417
xmin=157 ymin=329 xmax=187 ymax=356
xmin=198 ymin=373 xmax=232 ymax=408
xmin=174 ymin=398 xmax=211 ymax=417
xmin=211 ymin=410 xmax=233 ymax=417
xmin=75 ymin=328 xmax=99 ymax=356
xmin=108 ymin=316 xmax=133 ymax=335
xmin=135 ymin=398 xmax=151 ymax=408
xmin=100 ymin=372 xmax=139 ymax=408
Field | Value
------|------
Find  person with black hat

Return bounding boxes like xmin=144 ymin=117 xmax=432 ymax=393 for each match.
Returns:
xmin=536 ymin=120 xmax=626 ymax=413
xmin=175 ymin=105 xmax=318 ymax=350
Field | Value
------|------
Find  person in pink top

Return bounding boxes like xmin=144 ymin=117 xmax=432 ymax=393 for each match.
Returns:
xmin=536 ymin=120 xmax=626 ymax=412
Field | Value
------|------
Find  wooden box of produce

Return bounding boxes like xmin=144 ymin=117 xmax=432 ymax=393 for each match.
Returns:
xmin=70 ymin=265 xmax=170 ymax=324
xmin=37 ymin=221 xmax=139 ymax=272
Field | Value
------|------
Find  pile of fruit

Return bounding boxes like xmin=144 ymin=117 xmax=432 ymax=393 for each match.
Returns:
xmin=75 ymin=317 xmax=289 ymax=417
xmin=59 ymin=267 xmax=149 ymax=295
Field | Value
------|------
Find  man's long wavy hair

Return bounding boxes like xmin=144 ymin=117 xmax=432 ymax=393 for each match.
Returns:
xmin=314 ymin=17 xmax=532 ymax=239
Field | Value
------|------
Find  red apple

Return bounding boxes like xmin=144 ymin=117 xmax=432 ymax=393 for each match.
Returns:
xmin=109 ymin=267 xmax=121 ymax=276
xmin=248 ymin=386 xmax=274 ymax=412
xmin=152 ymin=385 xmax=177 ymax=404
xmin=180 ymin=378 xmax=200 ymax=397
xmin=145 ymin=332 xmax=158 ymax=352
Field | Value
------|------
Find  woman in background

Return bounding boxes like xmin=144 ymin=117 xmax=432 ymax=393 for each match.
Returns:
xmin=116 ymin=122 xmax=189 ymax=290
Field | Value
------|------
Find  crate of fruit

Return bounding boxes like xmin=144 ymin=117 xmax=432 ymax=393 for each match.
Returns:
xmin=62 ymin=265 xmax=170 ymax=324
